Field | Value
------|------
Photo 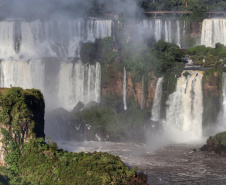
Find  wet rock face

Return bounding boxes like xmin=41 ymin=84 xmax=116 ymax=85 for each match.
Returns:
xmin=102 ymin=68 xmax=157 ymax=110
xmin=200 ymin=131 xmax=226 ymax=154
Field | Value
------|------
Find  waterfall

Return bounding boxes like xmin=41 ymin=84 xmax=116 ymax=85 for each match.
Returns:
xmin=138 ymin=19 xmax=183 ymax=47
xmin=154 ymin=19 xmax=162 ymax=41
xmin=165 ymin=71 xmax=203 ymax=140
xmin=151 ymin=77 xmax=163 ymax=122
xmin=201 ymin=18 xmax=226 ymax=47
xmin=0 ymin=19 xmax=113 ymax=59
xmin=0 ymin=19 xmax=112 ymax=110
xmin=58 ymin=62 xmax=101 ymax=110
xmin=176 ymin=20 xmax=181 ymax=48
xmin=123 ymin=67 xmax=127 ymax=111
xmin=0 ymin=59 xmax=44 ymax=91
xmin=0 ymin=21 xmax=16 ymax=58
xmin=218 ymin=72 xmax=226 ymax=129
xmin=164 ymin=21 xmax=172 ymax=43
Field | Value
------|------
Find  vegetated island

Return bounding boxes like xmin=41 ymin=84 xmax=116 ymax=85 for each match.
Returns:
xmin=201 ymin=131 xmax=226 ymax=155
xmin=0 ymin=87 xmax=147 ymax=185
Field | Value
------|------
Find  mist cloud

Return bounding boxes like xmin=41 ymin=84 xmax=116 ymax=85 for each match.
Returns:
xmin=0 ymin=0 xmax=142 ymax=20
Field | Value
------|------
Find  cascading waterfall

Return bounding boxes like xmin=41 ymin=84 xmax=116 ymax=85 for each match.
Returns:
xmin=0 ymin=19 xmax=112 ymax=110
xmin=201 ymin=18 xmax=226 ymax=47
xmin=0 ymin=19 xmax=112 ymax=59
xmin=58 ymin=62 xmax=101 ymax=110
xmin=165 ymin=71 xmax=203 ymax=140
xmin=123 ymin=67 xmax=127 ymax=111
xmin=138 ymin=19 xmax=184 ymax=47
xmin=151 ymin=77 xmax=163 ymax=122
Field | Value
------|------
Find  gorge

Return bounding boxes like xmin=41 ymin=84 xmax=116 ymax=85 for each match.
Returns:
xmin=1 ymin=14 xmax=226 ymax=184
xmin=0 ymin=17 xmax=226 ymax=141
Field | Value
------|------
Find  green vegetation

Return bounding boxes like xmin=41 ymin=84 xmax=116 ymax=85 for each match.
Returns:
xmin=0 ymin=88 xmax=142 ymax=185
xmin=0 ymin=137 xmax=139 ymax=185
xmin=188 ymin=43 xmax=226 ymax=67
xmin=123 ymin=40 xmax=185 ymax=83
xmin=0 ymin=87 xmax=45 ymax=140
xmin=138 ymin=0 xmax=226 ymax=12
xmin=201 ymin=131 xmax=226 ymax=154
xmin=84 ymin=0 xmax=226 ymax=21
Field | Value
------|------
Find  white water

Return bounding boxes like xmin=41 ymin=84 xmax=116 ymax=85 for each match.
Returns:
xmin=151 ymin=77 xmax=163 ymax=122
xmin=154 ymin=19 xmax=162 ymax=41
xmin=138 ymin=19 xmax=184 ymax=47
xmin=123 ymin=67 xmax=127 ymax=111
xmin=0 ymin=19 xmax=112 ymax=59
xmin=0 ymin=19 xmax=112 ymax=110
xmin=201 ymin=18 xmax=226 ymax=47
xmin=0 ymin=59 xmax=45 ymax=91
xmin=176 ymin=20 xmax=181 ymax=48
xmin=164 ymin=21 xmax=172 ymax=43
xmin=0 ymin=21 xmax=16 ymax=57
xmin=165 ymin=71 xmax=204 ymax=141
xmin=58 ymin=62 xmax=101 ymax=110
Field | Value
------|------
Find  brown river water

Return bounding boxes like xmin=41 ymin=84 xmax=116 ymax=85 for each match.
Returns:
xmin=57 ymin=141 xmax=226 ymax=185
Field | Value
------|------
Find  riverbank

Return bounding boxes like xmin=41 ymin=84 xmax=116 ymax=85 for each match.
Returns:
xmin=57 ymin=141 xmax=226 ymax=184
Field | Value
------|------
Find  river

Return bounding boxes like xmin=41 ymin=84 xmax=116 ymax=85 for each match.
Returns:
xmin=56 ymin=141 xmax=226 ymax=185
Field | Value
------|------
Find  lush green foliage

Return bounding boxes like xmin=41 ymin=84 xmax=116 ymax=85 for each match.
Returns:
xmin=201 ymin=131 xmax=226 ymax=154
xmin=138 ymin=0 xmax=226 ymax=11
xmin=17 ymin=138 xmax=137 ymax=185
xmin=0 ymin=137 xmax=138 ymax=185
xmin=0 ymin=88 xmax=140 ymax=185
xmin=79 ymin=0 xmax=226 ymax=21
xmin=0 ymin=88 xmax=45 ymax=184
xmin=0 ymin=87 xmax=45 ymax=140
xmin=124 ymin=40 xmax=185 ymax=82
xmin=188 ymin=43 xmax=226 ymax=67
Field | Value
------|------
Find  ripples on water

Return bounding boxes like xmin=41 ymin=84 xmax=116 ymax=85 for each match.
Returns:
xmin=57 ymin=141 xmax=226 ymax=185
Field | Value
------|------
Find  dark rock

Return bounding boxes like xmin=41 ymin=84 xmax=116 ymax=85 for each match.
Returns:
xmin=128 ymin=172 xmax=148 ymax=185
xmin=72 ymin=101 xmax=85 ymax=112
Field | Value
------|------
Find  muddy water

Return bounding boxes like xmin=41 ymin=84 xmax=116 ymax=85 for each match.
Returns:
xmin=57 ymin=141 xmax=226 ymax=185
